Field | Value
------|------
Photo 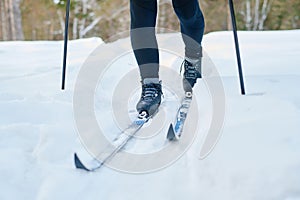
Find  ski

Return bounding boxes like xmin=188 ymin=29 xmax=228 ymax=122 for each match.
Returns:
xmin=167 ymin=91 xmax=193 ymax=141
xmin=74 ymin=111 xmax=152 ymax=172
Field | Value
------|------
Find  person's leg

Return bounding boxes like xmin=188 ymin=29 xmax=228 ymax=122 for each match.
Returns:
xmin=172 ymin=0 xmax=205 ymax=91
xmin=172 ymin=0 xmax=205 ymax=59
xmin=130 ymin=0 xmax=159 ymax=81
xmin=130 ymin=0 xmax=162 ymax=116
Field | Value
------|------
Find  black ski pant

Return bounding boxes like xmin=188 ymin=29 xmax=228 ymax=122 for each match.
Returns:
xmin=130 ymin=0 xmax=205 ymax=80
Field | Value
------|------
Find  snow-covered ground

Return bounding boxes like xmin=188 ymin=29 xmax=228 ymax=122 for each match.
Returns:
xmin=0 ymin=30 xmax=300 ymax=200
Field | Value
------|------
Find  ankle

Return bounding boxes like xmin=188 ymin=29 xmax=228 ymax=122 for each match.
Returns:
xmin=142 ymin=78 xmax=160 ymax=85
xmin=185 ymin=57 xmax=198 ymax=65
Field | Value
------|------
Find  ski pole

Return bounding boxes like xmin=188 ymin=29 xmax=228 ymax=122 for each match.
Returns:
xmin=228 ymin=0 xmax=246 ymax=95
xmin=61 ymin=0 xmax=71 ymax=90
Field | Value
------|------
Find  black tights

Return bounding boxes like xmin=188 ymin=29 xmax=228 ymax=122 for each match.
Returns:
xmin=130 ymin=0 xmax=205 ymax=80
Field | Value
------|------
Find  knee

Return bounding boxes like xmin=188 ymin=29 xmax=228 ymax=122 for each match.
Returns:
xmin=173 ymin=0 xmax=204 ymax=28
xmin=130 ymin=0 xmax=157 ymax=28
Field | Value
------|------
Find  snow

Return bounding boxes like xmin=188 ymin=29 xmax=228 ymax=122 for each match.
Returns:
xmin=0 ymin=30 xmax=300 ymax=200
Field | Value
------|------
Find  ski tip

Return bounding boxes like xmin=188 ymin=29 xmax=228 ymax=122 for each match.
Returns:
xmin=167 ymin=124 xmax=176 ymax=141
xmin=74 ymin=153 xmax=90 ymax=171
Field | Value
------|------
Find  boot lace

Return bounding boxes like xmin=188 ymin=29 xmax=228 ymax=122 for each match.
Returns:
xmin=141 ymin=84 xmax=161 ymax=101
xmin=180 ymin=60 xmax=201 ymax=79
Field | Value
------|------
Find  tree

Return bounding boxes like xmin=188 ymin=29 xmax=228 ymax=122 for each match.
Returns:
xmin=56 ymin=0 xmax=103 ymax=39
xmin=239 ymin=0 xmax=273 ymax=30
xmin=0 ymin=0 xmax=24 ymax=40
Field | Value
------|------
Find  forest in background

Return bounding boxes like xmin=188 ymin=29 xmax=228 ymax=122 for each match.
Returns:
xmin=0 ymin=0 xmax=299 ymax=41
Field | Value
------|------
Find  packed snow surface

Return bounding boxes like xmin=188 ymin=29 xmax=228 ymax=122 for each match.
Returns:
xmin=0 ymin=30 xmax=300 ymax=200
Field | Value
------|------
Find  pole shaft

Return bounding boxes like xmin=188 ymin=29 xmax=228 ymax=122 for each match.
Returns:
xmin=228 ymin=0 xmax=246 ymax=95
xmin=61 ymin=0 xmax=71 ymax=90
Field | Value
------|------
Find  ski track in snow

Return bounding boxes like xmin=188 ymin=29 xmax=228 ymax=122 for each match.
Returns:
xmin=0 ymin=31 xmax=300 ymax=200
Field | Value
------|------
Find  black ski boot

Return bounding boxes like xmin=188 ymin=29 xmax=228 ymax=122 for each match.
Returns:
xmin=182 ymin=58 xmax=202 ymax=92
xmin=136 ymin=80 xmax=162 ymax=117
